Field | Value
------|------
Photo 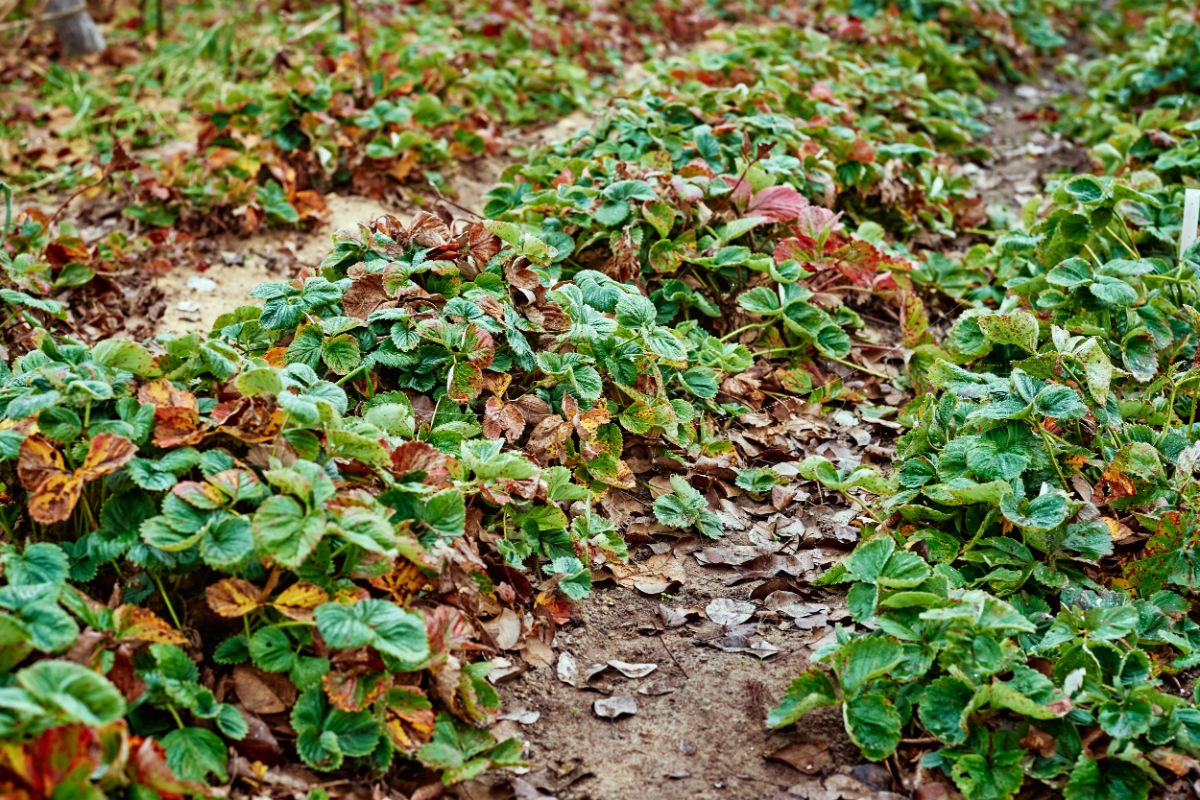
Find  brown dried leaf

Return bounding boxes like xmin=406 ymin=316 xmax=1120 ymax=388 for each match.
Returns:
xmin=233 ymin=666 xmax=296 ymax=714
xmin=767 ymin=742 xmax=832 ymax=775
xmin=206 ymin=578 xmax=264 ymax=618
xmin=78 ymin=433 xmax=138 ymax=478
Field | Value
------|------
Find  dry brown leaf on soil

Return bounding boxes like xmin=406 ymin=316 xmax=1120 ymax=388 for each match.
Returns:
xmin=764 ymin=591 xmax=830 ymax=630
xmin=555 ymin=651 xmax=579 ymax=686
xmin=482 ymin=607 xmax=524 ymax=650
xmin=233 ymin=665 xmax=297 ymax=714
xmin=604 ymin=551 xmax=687 ymax=595
xmin=767 ymin=742 xmax=833 ymax=775
xmin=606 ymin=660 xmax=657 ymax=678
xmin=592 ymin=695 xmax=638 ymax=719
xmin=705 ymin=597 xmax=756 ymax=626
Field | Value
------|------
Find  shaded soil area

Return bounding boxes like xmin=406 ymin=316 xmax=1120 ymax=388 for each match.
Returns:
xmin=966 ymin=78 xmax=1091 ymax=219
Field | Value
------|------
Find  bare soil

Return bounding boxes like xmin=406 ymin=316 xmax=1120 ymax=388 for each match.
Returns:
xmin=966 ymin=78 xmax=1091 ymax=218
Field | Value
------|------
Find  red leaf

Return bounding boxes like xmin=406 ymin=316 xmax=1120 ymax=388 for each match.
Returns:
xmin=747 ymin=185 xmax=809 ymax=223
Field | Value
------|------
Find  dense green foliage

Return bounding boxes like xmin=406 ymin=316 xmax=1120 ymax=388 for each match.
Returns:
xmin=770 ymin=7 xmax=1200 ymax=800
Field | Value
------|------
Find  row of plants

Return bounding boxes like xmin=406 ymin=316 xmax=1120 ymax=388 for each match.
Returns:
xmin=769 ymin=6 xmax=1200 ymax=799
xmin=2 ymin=0 xmax=772 ymax=231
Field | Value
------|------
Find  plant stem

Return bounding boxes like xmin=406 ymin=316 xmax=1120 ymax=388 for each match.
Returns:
xmin=153 ymin=572 xmax=183 ymax=630
xmin=167 ymin=704 xmax=185 ymax=729
xmin=1039 ymin=427 xmax=1070 ymax=489
xmin=0 ymin=181 xmax=11 ymax=242
xmin=824 ymin=353 xmax=892 ymax=380
xmin=720 ymin=320 xmax=771 ymax=342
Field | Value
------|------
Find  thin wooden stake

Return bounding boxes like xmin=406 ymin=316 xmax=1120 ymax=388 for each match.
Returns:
xmin=1181 ymin=188 xmax=1200 ymax=259
xmin=46 ymin=0 xmax=105 ymax=55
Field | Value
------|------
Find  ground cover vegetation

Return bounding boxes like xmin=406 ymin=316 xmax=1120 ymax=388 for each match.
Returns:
xmin=1 ymin=0 xmax=1199 ymax=797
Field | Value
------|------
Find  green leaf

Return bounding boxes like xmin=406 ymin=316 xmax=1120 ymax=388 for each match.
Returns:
xmin=257 ymin=181 xmax=299 ymax=224
xmin=216 ymin=703 xmax=249 ymax=740
xmin=830 ymin=637 xmax=903 ymax=694
xmin=738 ymin=286 xmax=781 ymax=315
xmin=976 ymin=311 xmax=1039 ymax=354
xmin=1 ymin=543 xmax=68 ymax=586
xmin=417 ymin=713 xmax=524 ymax=784
xmin=201 ymin=517 xmax=255 ymax=569
xmin=321 ymin=334 xmax=362 ymax=375
xmin=1064 ymin=175 xmax=1104 ymax=203
xmin=1000 ymin=487 xmax=1070 ymax=531
xmin=1033 ymin=385 xmax=1088 ymax=419
xmin=614 ymin=294 xmax=658 ymax=328
xmin=37 ymin=406 xmax=82 ymax=444
xmin=1121 ymin=332 xmax=1157 ymax=382
xmin=643 ymin=327 xmax=688 ymax=363
xmin=1046 ymin=257 xmax=1091 ymax=288
xmin=1074 ymin=338 xmax=1112 ymax=402
xmin=315 ymin=600 xmax=430 ymax=664
xmin=845 ymin=536 xmax=895 ymax=582
xmin=425 ymin=489 xmax=466 ymax=537
xmin=595 ymin=200 xmax=629 ymax=227
xmin=603 ymin=179 xmax=657 ymax=202
xmin=653 ymin=475 xmax=712 ymax=533
xmin=878 ymin=549 xmax=932 ymax=589
xmin=249 ymin=627 xmax=297 ymax=673
xmin=252 ymin=495 xmax=326 ymax=568
xmin=18 ymin=660 xmax=125 ymax=728
xmin=1063 ymin=757 xmax=1149 ymax=800
xmin=918 ymin=676 xmax=974 ymax=745
xmin=1097 ymin=698 xmax=1152 ymax=739
xmin=948 ymin=730 xmax=1026 ymax=800
xmin=161 ymin=727 xmax=229 ymax=783
xmin=91 ymin=339 xmax=161 ymax=377
xmin=843 ymin=693 xmax=901 ymax=760
xmin=766 ymin=669 xmax=839 ymax=729
xmin=1088 ymin=276 xmax=1138 ymax=306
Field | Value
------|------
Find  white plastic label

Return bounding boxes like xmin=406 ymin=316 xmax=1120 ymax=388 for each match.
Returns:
xmin=1182 ymin=188 xmax=1200 ymax=258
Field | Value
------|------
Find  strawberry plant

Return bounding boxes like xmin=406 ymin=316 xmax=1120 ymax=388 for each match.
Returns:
xmin=769 ymin=11 xmax=1200 ymax=785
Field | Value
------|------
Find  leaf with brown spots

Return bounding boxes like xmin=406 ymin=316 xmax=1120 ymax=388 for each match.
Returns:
xmin=206 ymin=578 xmax=264 ymax=618
xmin=128 ymin=735 xmax=206 ymax=797
xmin=113 ymin=605 xmax=187 ymax=645
xmin=16 ymin=434 xmax=66 ymax=490
xmin=384 ymin=687 xmax=436 ymax=753
xmin=211 ymin=396 xmax=284 ymax=443
xmin=23 ymin=467 xmax=83 ymax=525
xmin=389 ymin=441 xmax=454 ymax=485
xmin=323 ymin=662 xmax=392 ymax=711
xmin=140 ymin=380 xmax=206 ymax=447
xmin=271 ymin=582 xmax=329 ymax=621
xmin=369 ymin=559 xmax=435 ymax=604
xmin=341 ymin=273 xmax=396 ymax=319
xmin=18 ymin=433 xmax=136 ymax=524
xmin=483 ymin=396 xmax=526 ymax=442
xmin=77 ymin=433 xmax=138 ymax=478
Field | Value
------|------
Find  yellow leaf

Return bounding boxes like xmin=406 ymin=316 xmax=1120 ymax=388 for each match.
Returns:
xmin=114 ymin=605 xmax=187 ymax=645
xmin=271 ymin=582 xmax=329 ymax=621
xmin=206 ymin=579 xmax=264 ymax=618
